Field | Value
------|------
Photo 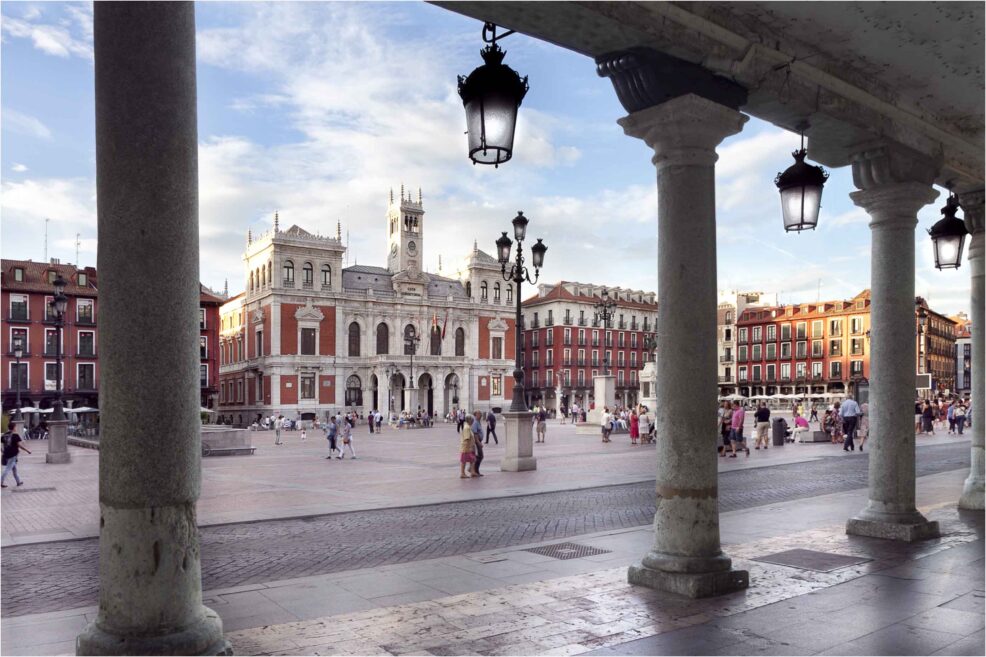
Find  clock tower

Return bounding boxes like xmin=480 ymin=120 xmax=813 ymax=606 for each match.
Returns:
xmin=386 ymin=185 xmax=425 ymax=273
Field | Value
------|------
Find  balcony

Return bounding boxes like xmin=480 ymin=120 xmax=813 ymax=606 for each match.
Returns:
xmin=7 ymin=350 xmax=32 ymax=358
xmin=545 ymin=339 xmax=554 ymax=347
xmin=591 ymin=360 xmax=601 ymax=368
xmin=630 ymin=322 xmax=638 ymax=331
xmin=77 ymin=349 xmax=96 ymax=358
xmin=562 ymin=359 xmax=573 ymax=367
xmin=563 ymin=316 xmax=573 ymax=325
xmin=578 ymin=318 xmax=587 ymax=326
xmin=720 ymin=355 xmax=733 ymax=363
xmin=591 ymin=340 xmax=600 ymax=348
xmin=545 ymin=360 xmax=554 ymax=368
xmin=7 ymin=311 xmax=29 ymax=323
xmin=618 ymin=321 xmax=627 ymax=329
xmin=577 ymin=338 xmax=586 ymax=346
xmin=563 ymin=338 xmax=572 ymax=346
xmin=531 ymin=319 xmax=540 ymax=328
xmin=282 ymin=278 xmax=295 ymax=288
xmin=717 ymin=376 xmax=732 ymax=383
xmin=780 ymin=376 xmax=792 ymax=382
xmin=302 ymin=281 xmax=314 ymax=290
xmin=75 ymin=384 xmax=98 ymax=394
xmin=76 ymin=317 xmax=96 ymax=327
xmin=545 ymin=319 xmax=555 ymax=327
xmin=577 ymin=359 xmax=586 ymax=366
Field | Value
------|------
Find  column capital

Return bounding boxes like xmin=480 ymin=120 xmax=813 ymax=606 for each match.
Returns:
xmin=850 ymin=141 xmax=940 ymax=190
xmin=850 ymin=183 xmax=939 ymax=228
xmin=959 ymin=189 xmax=985 ymax=234
xmin=618 ymin=94 xmax=748 ymax=168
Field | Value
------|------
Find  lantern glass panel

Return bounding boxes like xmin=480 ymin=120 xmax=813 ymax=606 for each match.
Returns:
xmin=54 ymin=294 xmax=68 ymax=315
xmin=531 ymin=239 xmax=546 ymax=268
xmin=780 ymin=184 xmax=822 ymax=231
xmin=933 ymin=233 xmax=965 ymax=270
xmin=465 ymin=91 xmax=518 ymax=165
xmin=512 ymin=213 xmax=528 ymax=242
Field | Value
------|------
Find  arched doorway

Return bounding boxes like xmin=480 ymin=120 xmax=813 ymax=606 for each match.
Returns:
xmin=370 ymin=373 xmax=378 ymax=411
xmin=391 ymin=373 xmax=406 ymax=412
xmin=418 ymin=373 xmax=434 ymax=416
xmin=444 ymin=372 xmax=460 ymax=416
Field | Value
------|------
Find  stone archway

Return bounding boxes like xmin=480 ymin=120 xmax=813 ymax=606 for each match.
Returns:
xmin=418 ymin=373 xmax=434 ymax=416
xmin=391 ymin=373 xmax=406 ymax=412
xmin=444 ymin=372 xmax=460 ymax=417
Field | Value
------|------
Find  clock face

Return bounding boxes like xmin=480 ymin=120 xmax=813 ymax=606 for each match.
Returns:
xmin=407 ymin=241 xmax=417 ymax=255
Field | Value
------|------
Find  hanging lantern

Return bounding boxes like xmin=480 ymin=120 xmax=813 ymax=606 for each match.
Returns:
xmin=775 ymin=126 xmax=829 ymax=232
xmin=457 ymin=23 xmax=529 ymax=167
xmin=928 ymin=193 xmax=969 ymax=270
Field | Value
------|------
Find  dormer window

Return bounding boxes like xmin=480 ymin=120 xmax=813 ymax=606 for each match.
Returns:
xmin=47 ymin=270 xmax=57 ymax=284
xmin=13 ymin=267 xmax=24 ymax=282
xmin=78 ymin=272 xmax=88 ymax=287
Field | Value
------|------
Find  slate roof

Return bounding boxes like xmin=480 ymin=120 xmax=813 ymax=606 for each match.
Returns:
xmin=1 ymin=259 xmax=98 ymax=296
xmin=341 ymin=265 xmax=469 ymax=299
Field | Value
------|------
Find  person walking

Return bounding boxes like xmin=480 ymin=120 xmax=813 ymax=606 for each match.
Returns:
xmin=754 ymin=402 xmax=771 ymax=450
xmin=718 ymin=401 xmax=732 ymax=456
xmin=339 ymin=414 xmax=356 ymax=459
xmin=729 ymin=401 xmax=749 ymax=457
xmin=840 ymin=395 xmax=861 ymax=451
xmin=471 ymin=410 xmax=484 ymax=476
xmin=456 ymin=408 xmax=465 ymax=433
xmin=858 ymin=401 xmax=870 ymax=451
xmin=274 ymin=415 xmax=284 ymax=445
xmin=368 ymin=411 xmax=375 ymax=435
xmin=629 ymin=408 xmax=640 ymax=445
xmin=954 ymin=402 xmax=967 ymax=434
xmin=921 ymin=400 xmax=935 ymax=435
xmin=459 ymin=419 xmax=477 ymax=478
xmin=535 ymin=406 xmax=548 ymax=443
xmin=324 ymin=418 xmax=341 ymax=459
xmin=601 ymin=406 xmax=612 ymax=443
xmin=485 ymin=410 xmax=498 ymax=445
xmin=1 ymin=423 xmax=31 ymax=488
xmin=638 ymin=406 xmax=652 ymax=444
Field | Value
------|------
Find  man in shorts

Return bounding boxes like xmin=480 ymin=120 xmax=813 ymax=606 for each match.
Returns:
xmin=601 ymin=406 xmax=612 ymax=443
xmin=536 ymin=407 xmax=548 ymax=443
xmin=729 ymin=401 xmax=749 ymax=457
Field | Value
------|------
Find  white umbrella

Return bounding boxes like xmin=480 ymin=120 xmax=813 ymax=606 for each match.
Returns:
xmin=18 ymin=407 xmax=53 ymax=414
xmin=70 ymin=407 xmax=99 ymax=413
xmin=200 ymin=407 xmax=216 ymax=413
xmin=719 ymin=393 xmax=746 ymax=401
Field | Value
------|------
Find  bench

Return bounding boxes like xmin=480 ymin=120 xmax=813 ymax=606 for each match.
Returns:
xmin=202 ymin=445 xmax=256 ymax=457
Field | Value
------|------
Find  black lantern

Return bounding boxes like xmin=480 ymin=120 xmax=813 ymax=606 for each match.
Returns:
xmin=928 ymin=193 xmax=969 ymax=270
xmin=496 ymin=232 xmax=513 ymax=264
xmin=531 ymin=238 xmax=546 ymax=269
xmin=512 ymin=210 xmax=529 ymax=241
xmin=775 ymin=125 xmax=829 ymax=232
xmin=457 ymin=23 xmax=529 ymax=167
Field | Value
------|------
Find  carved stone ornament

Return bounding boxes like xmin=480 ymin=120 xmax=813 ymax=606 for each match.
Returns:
xmin=294 ymin=298 xmax=325 ymax=322
xmin=487 ymin=317 xmax=509 ymax=332
xmin=251 ymin=308 xmax=265 ymax=324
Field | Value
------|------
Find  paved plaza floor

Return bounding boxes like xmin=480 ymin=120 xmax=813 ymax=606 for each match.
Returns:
xmin=0 ymin=422 xmax=982 ymax=656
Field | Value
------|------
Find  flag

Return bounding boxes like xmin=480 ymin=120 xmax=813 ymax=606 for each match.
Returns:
xmin=441 ymin=310 xmax=449 ymax=339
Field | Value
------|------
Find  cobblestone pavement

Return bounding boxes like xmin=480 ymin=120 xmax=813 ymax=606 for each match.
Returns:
xmin=1 ymin=441 xmax=970 ymax=617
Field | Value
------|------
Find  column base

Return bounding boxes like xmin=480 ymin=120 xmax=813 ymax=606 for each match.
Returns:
xmin=77 ymin=605 xmax=231 ymax=656
xmin=46 ymin=452 xmax=71 ymax=464
xmin=846 ymin=517 xmax=941 ymax=542
xmin=500 ymin=456 xmax=538 ymax=472
xmin=628 ymin=562 xmax=749 ymax=598
xmin=958 ymin=475 xmax=984 ymax=510
xmin=501 ymin=411 xmax=536 ymax=472
xmin=46 ymin=420 xmax=71 ymax=464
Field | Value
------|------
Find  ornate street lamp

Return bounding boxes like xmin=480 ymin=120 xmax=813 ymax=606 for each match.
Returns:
xmin=497 ymin=211 xmax=546 ymax=412
xmin=403 ymin=326 xmax=420 ymax=391
xmin=928 ymin=192 xmax=969 ymax=270
xmin=594 ymin=288 xmax=617 ymax=375
xmin=458 ymin=22 xmax=529 ymax=167
xmin=12 ymin=335 xmax=24 ymax=422
xmin=775 ymin=123 xmax=829 ymax=232
xmin=50 ymin=274 xmax=69 ymax=421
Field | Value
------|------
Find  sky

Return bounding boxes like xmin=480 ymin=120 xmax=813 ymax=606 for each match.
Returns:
xmin=0 ymin=1 xmax=973 ymax=315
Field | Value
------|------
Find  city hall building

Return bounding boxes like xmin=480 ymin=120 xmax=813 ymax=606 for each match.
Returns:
xmin=217 ymin=189 xmax=517 ymax=426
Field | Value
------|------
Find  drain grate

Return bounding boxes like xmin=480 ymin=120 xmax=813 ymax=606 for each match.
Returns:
xmin=752 ymin=548 xmax=871 ymax=572
xmin=10 ymin=487 xmax=57 ymax=494
xmin=524 ymin=542 xmax=612 ymax=560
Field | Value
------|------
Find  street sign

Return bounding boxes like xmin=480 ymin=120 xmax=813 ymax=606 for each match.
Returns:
xmin=916 ymin=373 xmax=932 ymax=390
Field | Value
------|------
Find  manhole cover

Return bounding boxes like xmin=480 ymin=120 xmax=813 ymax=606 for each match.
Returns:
xmin=10 ymin=487 xmax=57 ymax=493
xmin=524 ymin=542 xmax=612 ymax=560
xmin=752 ymin=548 xmax=871 ymax=572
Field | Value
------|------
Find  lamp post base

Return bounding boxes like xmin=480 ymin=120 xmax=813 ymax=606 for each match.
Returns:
xmin=45 ymin=420 xmax=71 ymax=464
xmin=501 ymin=411 xmax=536 ymax=472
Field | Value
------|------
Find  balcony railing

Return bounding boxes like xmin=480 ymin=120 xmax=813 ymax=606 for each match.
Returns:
xmin=76 ymin=317 xmax=96 ymax=326
xmin=563 ymin=316 xmax=572 ymax=325
xmin=577 ymin=359 xmax=586 ymax=366
xmin=545 ymin=319 xmax=555 ymax=327
xmin=77 ymin=349 xmax=96 ymax=358
xmin=282 ymin=278 xmax=294 ymax=287
xmin=562 ymin=359 xmax=573 ymax=367
xmin=618 ymin=321 xmax=627 ymax=329
xmin=531 ymin=319 xmax=540 ymax=328
xmin=717 ymin=376 xmax=732 ymax=383
xmin=577 ymin=338 xmax=586 ymax=346
xmin=720 ymin=355 xmax=733 ymax=362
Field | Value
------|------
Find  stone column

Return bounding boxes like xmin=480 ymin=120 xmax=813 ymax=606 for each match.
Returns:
xmin=959 ymin=190 xmax=984 ymax=510
xmin=620 ymin=93 xmax=749 ymax=597
xmin=846 ymin=144 xmax=941 ymax=542
xmin=270 ymin=301 xmax=281 ymax=356
xmin=77 ymin=3 xmax=230 ymax=655
xmin=45 ymin=419 xmax=70 ymax=464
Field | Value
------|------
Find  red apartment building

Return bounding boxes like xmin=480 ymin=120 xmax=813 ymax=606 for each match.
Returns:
xmin=2 ymin=258 xmax=224 ymax=418
xmin=521 ymin=282 xmax=658 ymax=411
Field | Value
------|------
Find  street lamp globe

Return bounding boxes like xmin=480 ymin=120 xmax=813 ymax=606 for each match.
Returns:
xmin=457 ymin=25 xmax=529 ymax=168
xmin=775 ymin=128 xmax=829 ymax=232
xmin=52 ymin=291 xmax=69 ymax=315
xmin=928 ymin=194 xmax=969 ymax=270
xmin=496 ymin=232 xmax=513 ymax=264
xmin=511 ymin=210 xmax=529 ymax=241
xmin=531 ymin=238 xmax=547 ymax=269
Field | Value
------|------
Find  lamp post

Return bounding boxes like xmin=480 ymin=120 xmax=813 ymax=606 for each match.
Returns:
xmin=13 ymin=336 xmax=24 ymax=422
xmin=404 ymin=326 xmax=420 ymax=411
xmin=917 ymin=306 xmax=929 ymax=376
xmin=50 ymin=274 xmax=68 ymax=421
xmin=496 ymin=211 xmax=547 ymax=412
xmin=594 ymin=288 xmax=617 ymax=375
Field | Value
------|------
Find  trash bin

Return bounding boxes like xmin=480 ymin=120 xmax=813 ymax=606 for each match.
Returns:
xmin=772 ymin=417 xmax=786 ymax=446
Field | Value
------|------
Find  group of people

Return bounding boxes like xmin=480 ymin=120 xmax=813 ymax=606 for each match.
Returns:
xmin=458 ymin=410 xmax=495 ymax=478
xmin=916 ymin=398 xmax=971 ymax=435
xmin=322 ymin=412 xmax=359 ymax=459
xmin=598 ymin=405 xmax=653 ymax=444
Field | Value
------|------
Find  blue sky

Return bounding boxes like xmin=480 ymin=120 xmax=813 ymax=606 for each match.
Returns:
xmin=1 ymin=1 xmax=971 ymax=315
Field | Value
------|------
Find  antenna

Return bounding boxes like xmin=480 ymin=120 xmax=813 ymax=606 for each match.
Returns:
xmin=44 ymin=218 xmax=50 ymax=262
xmin=817 ymin=279 xmax=821 ymax=303
xmin=75 ymin=233 xmax=81 ymax=266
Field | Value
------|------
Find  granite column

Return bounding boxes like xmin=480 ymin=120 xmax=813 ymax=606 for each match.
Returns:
xmin=958 ymin=190 xmax=984 ymax=510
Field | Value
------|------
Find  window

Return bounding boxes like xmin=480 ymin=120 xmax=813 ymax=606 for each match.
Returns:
xmin=577 ymin=370 xmax=585 ymax=386
xmin=850 ymin=317 xmax=864 ymax=335
xmin=506 ymin=284 xmax=512 ymax=303
xmin=766 ymin=325 xmax=776 ymax=341
xmin=766 ymin=364 xmax=776 ymax=381
xmin=348 ymin=322 xmax=361 ymax=356
xmin=493 ymin=283 xmax=501 ymax=302
xmin=811 ymin=340 xmax=823 ymax=357
xmin=78 ymin=363 xmax=95 ymax=390
xmin=766 ymin=343 xmax=776 ymax=360
xmin=430 ymin=326 xmax=442 ymax=356
xmin=532 ymin=351 xmax=539 ymax=366
xmin=257 ymin=374 xmax=264 ymax=401
xmin=480 ymin=281 xmax=488 ymax=300
xmin=796 ymin=322 xmax=807 ymax=339
xmin=302 ymin=262 xmax=314 ymax=287
xmin=781 ymin=363 xmax=791 ymax=380
xmin=9 ymin=294 xmax=28 ymax=320
xmin=851 ymin=360 xmax=864 ymax=375
xmin=455 ymin=327 xmax=465 ymax=357
xmin=532 ymin=371 xmax=539 ymax=388
xmin=781 ymin=342 xmax=792 ymax=359
xmin=618 ymin=371 xmax=625 ymax=386
xmin=630 ymin=351 xmax=637 ymax=367
xmin=78 ymin=272 xmax=87 ymax=287
xmin=811 ymin=320 xmax=823 ymax=338
xmin=618 ymin=351 xmax=625 ymax=367
xmin=11 ymin=328 xmax=28 ymax=354
xmin=563 ymin=328 xmax=572 ymax=345
xmin=195 ymin=307 xmax=204 ymax=329
xmin=752 ymin=326 xmax=762 ymax=342
xmin=812 ymin=362 xmax=823 ymax=379
xmin=199 ymin=336 xmax=208 ymax=359
xmin=492 ymin=337 xmax=503 ymax=360
xmin=403 ymin=325 xmax=417 ymax=355
xmin=829 ymin=339 xmax=842 ymax=356
xmin=45 ymin=362 xmax=63 ymax=388
xmin=47 ymin=270 xmax=57 ymax=284
xmin=13 ymin=267 xmax=24 ymax=282
xmin=738 ymin=327 xmax=748 ymax=342
xmin=739 ymin=366 xmax=748 ymax=381
xmin=491 ymin=376 xmax=502 ymax=397
xmin=738 ymin=345 xmax=748 ymax=362
xmin=237 ymin=380 xmax=243 ymax=402
xmin=283 ymin=260 xmax=294 ymax=284
xmin=829 ymin=319 xmax=842 ymax=336
xmin=45 ymin=329 xmax=60 ymax=356
xmin=752 ymin=344 xmax=761 ymax=360
xmin=301 ymin=328 xmax=317 ymax=355
xmin=546 ymin=348 xmax=554 ymax=367
xmin=796 ymin=341 xmax=807 ymax=358
xmin=781 ymin=324 xmax=791 ymax=340
xmin=829 ymin=361 xmax=842 ymax=379
xmin=10 ymin=361 xmax=28 ymax=390
xmin=249 ymin=271 xmax=255 ymax=291
xmin=850 ymin=338 xmax=865 ymax=355
xmin=322 ymin=265 xmax=331 ymax=287
xmin=546 ymin=370 xmax=553 ymax=387
xmin=796 ymin=362 xmax=806 ymax=378
xmin=302 ymin=374 xmax=317 ymax=400
xmin=752 ymin=365 xmax=761 ymax=381
xmin=466 ymin=281 xmax=472 ymax=298
xmin=200 ymin=364 xmax=208 ymax=387
xmin=376 ymin=323 xmax=389 ymax=355
xmin=45 ymin=296 xmax=57 ymax=321
xmin=631 ymin=333 xmax=637 ymax=348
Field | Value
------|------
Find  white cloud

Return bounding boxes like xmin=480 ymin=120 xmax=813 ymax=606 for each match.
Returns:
xmin=1 ymin=4 xmax=93 ymax=60
xmin=0 ymin=176 xmax=97 ymax=266
xmin=12 ymin=163 xmax=29 ymax=172
xmin=825 ymin=207 xmax=868 ymax=227
xmin=2 ymin=108 xmax=52 ymax=140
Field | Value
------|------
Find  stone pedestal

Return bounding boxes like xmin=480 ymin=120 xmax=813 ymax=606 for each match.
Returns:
xmin=618 ymin=93 xmax=749 ymax=597
xmin=959 ymin=190 xmax=984 ymax=510
xmin=639 ymin=361 xmax=657 ymax=412
xmin=45 ymin=419 xmax=71 ymax=464
xmin=404 ymin=386 xmax=419 ymax=414
xmin=586 ymin=375 xmax=615 ymax=425
xmin=501 ymin=411 xmax=536 ymax=471
xmin=77 ymin=3 xmax=229 ymax=655
xmin=846 ymin=145 xmax=941 ymax=542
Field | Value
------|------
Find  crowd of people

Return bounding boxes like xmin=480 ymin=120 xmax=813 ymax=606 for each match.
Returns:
xmin=916 ymin=398 xmax=972 ymax=435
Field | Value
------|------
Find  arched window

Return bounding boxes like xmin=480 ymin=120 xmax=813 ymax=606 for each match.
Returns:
xmin=302 ymin=262 xmax=314 ymax=286
xmin=465 ymin=281 xmax=472 ymax=298
xmin=481 ymin=281 xmax=488 ymax=300
xmin=455 ymin=327 xmax=465 ymax=357
xmin=348 ymin=322 xmax=360 ymax=356
xmin=249 ymin=271 xmax=254 ymax=291
xmin=283 ymin=260 xmax=294 ymax=284
xmin=403 ymin=324 xmax=418 ymax=355
xmin=506 ymin=284 xmax=513 ymax=303
xmin=261 ymin=266 xmax=266 ymax=286
xmin=376 ymin=322 xmax=389 ymax=355
xmin=267 ymin=261 xmax=272 ymax=287
xmin=346 ymin=374 xmax=362 ymax=406
xmin=321 ymin=264 xmax=331 ymax=287
xmin=494 ymin=283 xmax=501 ymax=302
xmin=430 ymin=326 xmax=442 ymax=356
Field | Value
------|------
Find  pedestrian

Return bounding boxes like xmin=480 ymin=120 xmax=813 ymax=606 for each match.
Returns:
xmin=840 ymin=394 xmax=861 ymax=451
xmin=858 ymin=401 xmax=870 ymax=451
xmin=792 ymin=412 xmax=810 ymax=443
xmin=274 ymin=415 xmax=284 ymax=445
xmin=629 ymin=408 xmax=640 ymax=445
xmin=471 ymin=411 xmax=484 ymax=476
xmin=718 ymin=401 xmax=732 ymax=456
xmin=1 ymin=423 xmax=31 ymax=488
xmin=571 ymin=403 xmax=579 ymax=424
xmin=638 ymin=406 xmax=652 ymax=444
xmin=339 ymin=414 xmax=356 ymax=459
xmin=485 ymin=409 xmax=498 ymax=445
xmin=729 ymin=401 xmax=749 ymax=458
xmin=754 ymin=402 xmax=770 ymax=450
xmin=376 ymin=410 xmax=383 ymax=431
xmin=954 ymin=402 xmax=967 ymax=434
xmin=809 ymin=404 xmax=819 ymax=424
xmin=601 ymin=406 xmax=612 ymax=443
xmin=324 ymin=418 xmax=340 ymax=459
xmin=536 ymin=406 xmax=548 ymax=442
xmin=947 ymin=401 xmax=956 ymax=434
xmin=459 ymin=418 xmax=477 ymax=478
xmin=456 ymin=408 xmax=465 ymax=433
xmin=368 ymin=411 xmax=375 ymax=434
xmin=300 ymin=424 xmax=307 ymax=442
xmin=921 ymin=400 xmax=935 ymax=435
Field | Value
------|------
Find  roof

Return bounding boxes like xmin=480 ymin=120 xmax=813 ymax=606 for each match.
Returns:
xmin=340 ymin=265 xmax=470 ymax=299
xmin=282 ymin=224 xmax=314 ymax=238
xmin=200 ymin=284 xmax=224 ymax=305
xmin=1 ymin=259 xmax=97 ymax=296
xmin=522 ymin=281 xmax=658 ymax=311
